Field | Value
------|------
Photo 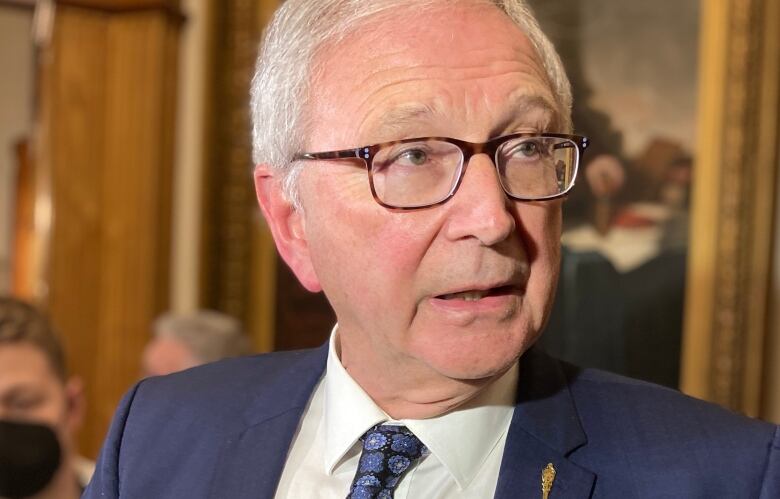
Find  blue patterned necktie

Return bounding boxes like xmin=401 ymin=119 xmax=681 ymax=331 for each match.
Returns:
xmin=346 ymin=424 xmax=428 ymax=499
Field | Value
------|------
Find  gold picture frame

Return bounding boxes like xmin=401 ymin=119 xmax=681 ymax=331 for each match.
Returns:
xmin=681 ymin=0 xmax=779 ymax=417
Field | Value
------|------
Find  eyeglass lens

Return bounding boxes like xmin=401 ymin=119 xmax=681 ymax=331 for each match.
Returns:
xmin=370 ymin=137 xmax=578 ymax=208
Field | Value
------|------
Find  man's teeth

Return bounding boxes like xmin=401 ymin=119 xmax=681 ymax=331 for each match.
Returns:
xmin=442 ymin=290 xmax=487 ymax=301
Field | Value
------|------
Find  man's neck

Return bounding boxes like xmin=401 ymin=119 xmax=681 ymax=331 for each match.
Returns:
xmin=338 ymin=339 xmax=504 ymax=420
xmin=32 ymin=459 xmax=81 ymax=499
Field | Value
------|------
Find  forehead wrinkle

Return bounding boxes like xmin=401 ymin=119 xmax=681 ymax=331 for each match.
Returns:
xmin=363 ymin=52 xmax=542 ymax=89
xmin=308 ymin=4 xmax=562 ymax=147
xmin=345 ymin=51 xmax=558 ymax=143
xmin=357 ymin=90 xmax=558 ymax=145
xmin=359 ymin=102 xmax=441 ymax=144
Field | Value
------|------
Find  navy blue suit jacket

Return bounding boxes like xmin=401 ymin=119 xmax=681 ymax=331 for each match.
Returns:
xmin=84 ymin=345 xmax=780 ymax=498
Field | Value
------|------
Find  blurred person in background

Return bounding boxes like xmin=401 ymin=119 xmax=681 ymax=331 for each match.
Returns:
xmin=141 ymin=310 xmax=252 ymax=377
xmin=0 ymin=297 xmax=91 ymax=499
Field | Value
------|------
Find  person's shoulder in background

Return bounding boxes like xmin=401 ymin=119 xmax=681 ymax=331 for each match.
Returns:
xmin=131 ymin=344 xmax=328 ymax=427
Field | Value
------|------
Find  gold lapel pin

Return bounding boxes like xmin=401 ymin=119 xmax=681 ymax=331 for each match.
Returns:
xmin=541 ymin=463 xmax=556 ymax=499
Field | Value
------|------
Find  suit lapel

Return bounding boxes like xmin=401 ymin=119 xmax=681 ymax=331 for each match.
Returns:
xmin=208 ymin=409 xmax=308 ymax=499
xmin=206 ymin=344 xmax=595 ymax=498
xmin=209 ymin=344 xmax=329 ymax=499
xmin=493 ymin=432 xmax=595 ymax=499
xmin=494 ymin=348 xmax=596 ymax=499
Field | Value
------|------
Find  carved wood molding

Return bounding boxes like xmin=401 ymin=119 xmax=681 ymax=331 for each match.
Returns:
xmin=201 ymin=0 xmax=260 ymax=327
xmin=55 ymin=0 xmax=185 ymax=23
xmin=0 ymin=0 xmax=35 ymax=11
xmin=683 ymin=0 xmax=779 ymax=416
xmin=57 ymin=0 xmax=178 ymax=13
xmin=710 ymin=0 xmax=759 ymax=410
xmin=39 ymin=4 xmax=180 ymax=456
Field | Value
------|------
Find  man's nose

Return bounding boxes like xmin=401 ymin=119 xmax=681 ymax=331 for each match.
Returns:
xmin=443 ymin=154 xmax=516 ymax=245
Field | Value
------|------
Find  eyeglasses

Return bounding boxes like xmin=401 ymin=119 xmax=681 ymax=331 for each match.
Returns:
xmin=293 ymin=133 xmax=589 ymax=210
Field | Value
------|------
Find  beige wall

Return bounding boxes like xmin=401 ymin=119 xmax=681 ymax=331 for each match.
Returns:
xmin=0 ymin=8 xmax=34 ymax=294
xmin=170 ymin=0 xmax=208 ymax=312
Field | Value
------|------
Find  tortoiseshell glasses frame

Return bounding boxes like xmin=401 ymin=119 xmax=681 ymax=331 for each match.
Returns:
xmin=293 ymin=133 xmax=589 ymax=210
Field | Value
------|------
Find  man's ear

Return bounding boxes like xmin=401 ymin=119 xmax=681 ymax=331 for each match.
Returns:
xmin=254 ymin=164 xmax=322 ymax=292
xmin=64 ymin=376 xmax=85 ymax=436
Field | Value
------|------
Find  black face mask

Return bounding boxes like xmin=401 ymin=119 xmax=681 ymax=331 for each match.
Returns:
xmin=0 ymin=420 xmax=61 ymax=499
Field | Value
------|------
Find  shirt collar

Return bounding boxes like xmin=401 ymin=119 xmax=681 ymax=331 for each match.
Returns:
xmin=323 ymin=326 xmax=389 ymax=475
xmin=323 ymin=326 xmax=518 ymax=489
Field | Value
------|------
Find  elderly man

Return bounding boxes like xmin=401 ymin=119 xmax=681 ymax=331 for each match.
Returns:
xmin=85 ymin=1 xmax=780 ymax=498
xmin=141 ymin=310 xmax=251 ymax=377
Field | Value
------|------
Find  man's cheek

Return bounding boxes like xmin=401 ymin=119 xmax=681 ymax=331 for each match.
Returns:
xmin=369 ymin=234 xmax=423 ymax=282
xmin=373 ymin=218 xmax=436 ymax=264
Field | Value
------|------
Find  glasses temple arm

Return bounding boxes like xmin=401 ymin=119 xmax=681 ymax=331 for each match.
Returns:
xmin=294 ymin=149 xmax=364 ymax=161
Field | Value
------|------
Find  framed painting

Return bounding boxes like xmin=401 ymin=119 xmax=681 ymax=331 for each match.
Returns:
xmin=529 ymin=0 xmax=779 ymax=417
xmin=529 ymin=0 xmax=700 ymax=390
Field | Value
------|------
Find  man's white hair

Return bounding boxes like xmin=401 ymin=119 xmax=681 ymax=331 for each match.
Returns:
xmin=250 ymin=0 xmax=572 ymax=208
xmin=153 ymin=310 xmax=251 ymax=364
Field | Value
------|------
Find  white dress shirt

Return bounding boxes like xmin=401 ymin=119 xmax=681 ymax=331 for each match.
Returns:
xmin=274 ymin=327 xmax=518 ymax=498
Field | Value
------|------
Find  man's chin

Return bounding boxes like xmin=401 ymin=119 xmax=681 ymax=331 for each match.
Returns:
xmin=421 ymin=348 xmax=526 ymax=382
xmin=410 ymin=325 xmax=537 ymax=380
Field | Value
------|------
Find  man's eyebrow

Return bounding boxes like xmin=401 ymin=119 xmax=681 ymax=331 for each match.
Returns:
xmin=492 ymin=94 xmax=561 ymax=135
xmin=367 ymin=103 xmax=439 ymax=142
xmin=511 ymin=94 xmax=559 ymax=115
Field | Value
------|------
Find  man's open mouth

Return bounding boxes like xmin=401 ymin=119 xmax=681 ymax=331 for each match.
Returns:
xmin=437 ymin=285 xmax=518 ymax=301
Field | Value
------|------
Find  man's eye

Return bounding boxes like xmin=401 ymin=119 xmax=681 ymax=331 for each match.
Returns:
xmin=514 ymin=141 xmax=540 ymax=157
xmin=393 ymin=148 xmax=429 ymax=166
